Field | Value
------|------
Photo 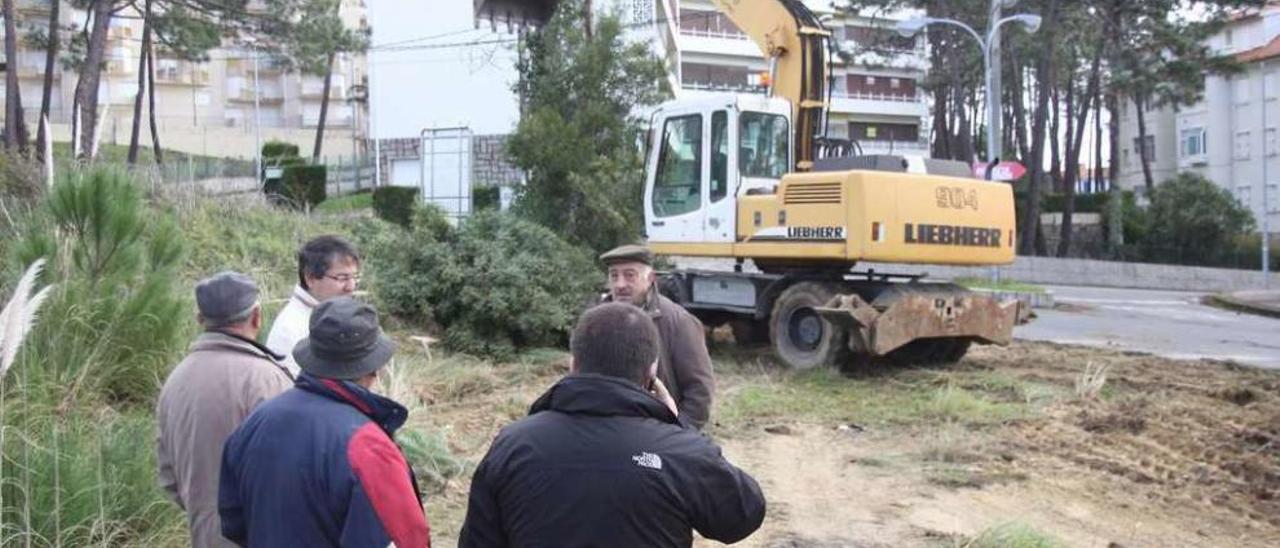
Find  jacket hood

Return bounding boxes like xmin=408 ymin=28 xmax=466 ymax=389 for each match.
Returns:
xmin=296 ymin=372 xmax=409 ymax=434
xmin=529 ymin=373 xmax=679 ymax=425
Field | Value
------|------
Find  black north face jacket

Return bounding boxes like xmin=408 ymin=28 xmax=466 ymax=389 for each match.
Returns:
xmin=459 ymin=374 xmax=766 ymax=547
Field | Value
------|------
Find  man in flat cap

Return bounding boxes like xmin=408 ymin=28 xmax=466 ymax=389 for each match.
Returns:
xmin=156 ymin=272 xmax=293 ymax=548
xmin=220 ymin=297 xmax=431 ymax=548
xmin=599 ymin=244 xmax=715 ymax=429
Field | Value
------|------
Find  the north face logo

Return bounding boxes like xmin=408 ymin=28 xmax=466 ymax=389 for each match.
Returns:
xmin=632 ymin=452 xmax=662 ymax=470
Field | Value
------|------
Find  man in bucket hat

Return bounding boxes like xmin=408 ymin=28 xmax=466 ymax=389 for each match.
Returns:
xmin=219 ymin=297 xmax=431 ymax=547
xmin=157 ymin=272 xmax=292 ymax=548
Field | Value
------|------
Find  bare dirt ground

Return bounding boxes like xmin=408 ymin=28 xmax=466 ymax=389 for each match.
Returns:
xmin=409 ymin=341 xmax=1280 ymax=547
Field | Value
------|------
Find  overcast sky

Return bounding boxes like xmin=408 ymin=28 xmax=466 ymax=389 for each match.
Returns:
xmin=368 ymin=0 xmax=521 ymax=138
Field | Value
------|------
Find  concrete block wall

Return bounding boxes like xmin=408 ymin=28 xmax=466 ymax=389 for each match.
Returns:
xmin=674 ymin=256 xmax=1279 ymax=293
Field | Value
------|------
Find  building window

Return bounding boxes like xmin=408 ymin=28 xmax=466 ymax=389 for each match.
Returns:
xmin=1235 ymin=130 xmax=1252 ymax=160
xmin=1268 ymin=128 xmax=1278 ymax=157
xmin=1122 ymin=147 xmax=1130 ymax=167
xmin=1226 ymin=28 xmax=1234 ymax=47
xmin=1133 ymin=135 xmax=1155 ymax=162
xmin=1268 ymin=73 xmax=1280 ymax=99
xmin=1180 ymin=127 xmax=1206 ymax=158
xmin=890 ymin=78 xmax=901 ymax=89
xmin=1269 ymin=184 xmax=1279 ymax=213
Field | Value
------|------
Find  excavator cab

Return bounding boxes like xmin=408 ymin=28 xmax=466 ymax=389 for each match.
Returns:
xmin=644 ymin=96 xmax=792 ymax=247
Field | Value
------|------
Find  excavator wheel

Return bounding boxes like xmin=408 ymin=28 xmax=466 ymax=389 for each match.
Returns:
xmin=769 ymin=281 xmax=849 ymax=370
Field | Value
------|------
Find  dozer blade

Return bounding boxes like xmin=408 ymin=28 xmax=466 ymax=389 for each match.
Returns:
xmin=814 ymin=285 xmax=1020 ymax=356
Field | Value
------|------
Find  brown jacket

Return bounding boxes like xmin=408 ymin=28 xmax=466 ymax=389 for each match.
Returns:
xmin=156 ymin=331 xmax=293 ymax=548
xmin=605 ymin=290 xmax=716 ymax=428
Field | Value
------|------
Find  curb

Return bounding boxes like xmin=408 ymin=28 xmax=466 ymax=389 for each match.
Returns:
xmin=1206 ymin=293 xmax=1280 ymax=320
xmin=969 ymin=288 xmax=1055 ymax=310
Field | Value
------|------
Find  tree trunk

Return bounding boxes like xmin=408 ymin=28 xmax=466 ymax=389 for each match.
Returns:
xmin=1134 ymin=94 xmax=1155 ymax=191
xmin=76 ymin=0 xmax=113 ymax=159
xmin=148 ymin=43 xmax=162 ymax=163
xmin=1059 ymin=53 xmax=1102 ymax=258
xmin=1012 ymin=64 xmax=1029 ymax=163
xmin=312 ymin=51 xmax=337 ymax=161
xmin=4 ymin=0 xmax=27 ymax=153
xmin=128 ymin=0 xmax=154 ymax=165
xmin=1050 ymin=85 xmax=1061 ymax=189
xmin=35 ymin=0 xmax=60 ymax=162
xmin=1020 ymin=0 xmax=1060 ymax=256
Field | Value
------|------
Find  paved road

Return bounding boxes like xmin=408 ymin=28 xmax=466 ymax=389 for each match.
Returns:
xmin=1016 ymin=285 xmax=1280 ymax=369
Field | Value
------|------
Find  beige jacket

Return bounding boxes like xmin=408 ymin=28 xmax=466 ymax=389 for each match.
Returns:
xmin=156 ymin=331 xmax=293 ymax=548
xmin=265 ymin=285 xmax=319 ymax=378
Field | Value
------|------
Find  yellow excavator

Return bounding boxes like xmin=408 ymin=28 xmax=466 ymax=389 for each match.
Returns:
xmin=645 ymin=0 xmax=1023 ymax=369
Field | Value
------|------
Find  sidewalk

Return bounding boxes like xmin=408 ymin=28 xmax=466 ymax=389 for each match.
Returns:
xmin=1208 ymin=289 xmax=1280 ymax=319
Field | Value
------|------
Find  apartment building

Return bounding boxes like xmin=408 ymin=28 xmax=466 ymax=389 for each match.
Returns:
xmin=1116 ymin=2 xmax=1280 ymax=232
xmin=0 ymin=0 xmax=369 ymax=160
xmin=583 ymin=0 xmax=929 ymax=154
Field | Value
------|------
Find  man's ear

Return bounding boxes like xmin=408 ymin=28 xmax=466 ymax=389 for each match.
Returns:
xmin=568 ymin=356 xmax=577 ymax=373
xmin=648 ymin=360 xmax=658 ymax=381
xmin=250 ymin=305 xmax=263 ymax=330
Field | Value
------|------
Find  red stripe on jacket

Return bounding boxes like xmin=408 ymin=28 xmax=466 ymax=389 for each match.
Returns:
xmin=322 ymin=378 xmax=375 ymax=415
xmin=348 ymin=422 xmax=431 ymax=547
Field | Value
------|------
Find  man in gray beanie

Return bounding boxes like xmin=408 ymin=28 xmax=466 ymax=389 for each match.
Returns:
xmin=156 ymin=271 xmax=293 ymax=548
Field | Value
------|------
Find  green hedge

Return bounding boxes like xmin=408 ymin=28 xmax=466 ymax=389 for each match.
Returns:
xmin=265 ymin=164 xmax=326 ymax=208
xmin=262 ymin=140 xmax=300 ymax=161
xmin=373 ymin=186 xmax=421 ymax=227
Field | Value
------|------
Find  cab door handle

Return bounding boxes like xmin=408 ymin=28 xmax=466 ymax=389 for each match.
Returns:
xmin=651 ymin=221 xmax=665 ymax=227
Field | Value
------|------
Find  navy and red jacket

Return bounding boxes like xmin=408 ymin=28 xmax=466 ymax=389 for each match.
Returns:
xmin=219 ymin=373 xmax=431 ymax=547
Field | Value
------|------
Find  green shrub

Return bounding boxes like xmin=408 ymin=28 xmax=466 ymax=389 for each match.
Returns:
xmin=372 ymin=186 xmax=421 ymax=228
xmin=367 ymin=211 xmax=598 ymax=359
xmin=473 ymin=186 xmax=501 ymax=211
xmin=398 ymin=426 xmax=468 ymax=493
xmin=266 ymin=164 xmax=327 ymax=209
xmin=261 ymin=140 xmax=300 ymax=161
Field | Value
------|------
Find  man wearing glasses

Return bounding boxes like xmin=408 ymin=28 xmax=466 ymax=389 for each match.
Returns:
xmin=266 ymin=235 xmax=362 ymax=377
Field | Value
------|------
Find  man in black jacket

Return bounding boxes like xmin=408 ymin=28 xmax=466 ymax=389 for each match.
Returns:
xmin=459 ymin=303 xmax=766 ymax=547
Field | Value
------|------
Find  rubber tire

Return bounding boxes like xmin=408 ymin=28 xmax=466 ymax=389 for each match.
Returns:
xmin=730 ymin=319 xmax=771 ymax=347
xmin=769 ymin=281 xmax=848 ymax=370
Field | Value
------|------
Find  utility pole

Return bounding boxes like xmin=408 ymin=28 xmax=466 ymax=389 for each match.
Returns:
xmin=1263 ymin=61 xmax=1272 ymax=288
xmin=988 ymin=0 xmax=1003 ymax=163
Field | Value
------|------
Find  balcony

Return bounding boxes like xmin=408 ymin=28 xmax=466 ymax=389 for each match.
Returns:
xmin=679 ymin=81 xmax=766 ymax=100
xmin=677 ymin=30 xmax=761 ymax=59
xmin=301 ymin=82 xmax=346 ymax=100
xmin=228 ymin=88 xmax=285 ymax=103
xmin=856 ymin=140 xmax=929 ymax=155
xmin=830 ymin=90 xmax=927 ymax=117
xmin=155 ymin=65 xmax=211 ymax=86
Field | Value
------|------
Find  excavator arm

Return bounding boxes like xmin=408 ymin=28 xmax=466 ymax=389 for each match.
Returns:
xmin=710 ymin=0 xmax=830 ymax=170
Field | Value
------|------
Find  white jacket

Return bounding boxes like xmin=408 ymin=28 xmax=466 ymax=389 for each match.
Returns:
xmin=265 ymin=285 xmax=320 ymax=378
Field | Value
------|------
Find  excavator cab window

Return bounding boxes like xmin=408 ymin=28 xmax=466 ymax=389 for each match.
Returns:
xmin=710 ymin=110 xmax=729 ymax=202
xmin=653 ymin=114 xmax=703 ymax=217
xmin=739 ymin=112 xmax=789 ymax=179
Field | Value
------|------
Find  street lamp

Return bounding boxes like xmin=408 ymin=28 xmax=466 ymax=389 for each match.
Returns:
xmin=896 ymin=11 xmax=1041 ymax=167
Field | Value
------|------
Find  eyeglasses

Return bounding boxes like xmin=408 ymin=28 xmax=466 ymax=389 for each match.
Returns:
xmin=323 ymin=273 xmax=361 ymax=284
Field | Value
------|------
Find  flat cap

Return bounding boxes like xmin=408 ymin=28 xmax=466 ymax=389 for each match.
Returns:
xmin=196 ymin=271 xmax=260 ymax=326
xmin=599 ymin=244 xmax=653 ymax=266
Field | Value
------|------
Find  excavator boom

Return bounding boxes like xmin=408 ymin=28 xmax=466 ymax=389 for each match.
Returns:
xmin=711 ymin=0 xmax=829 ymax=170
